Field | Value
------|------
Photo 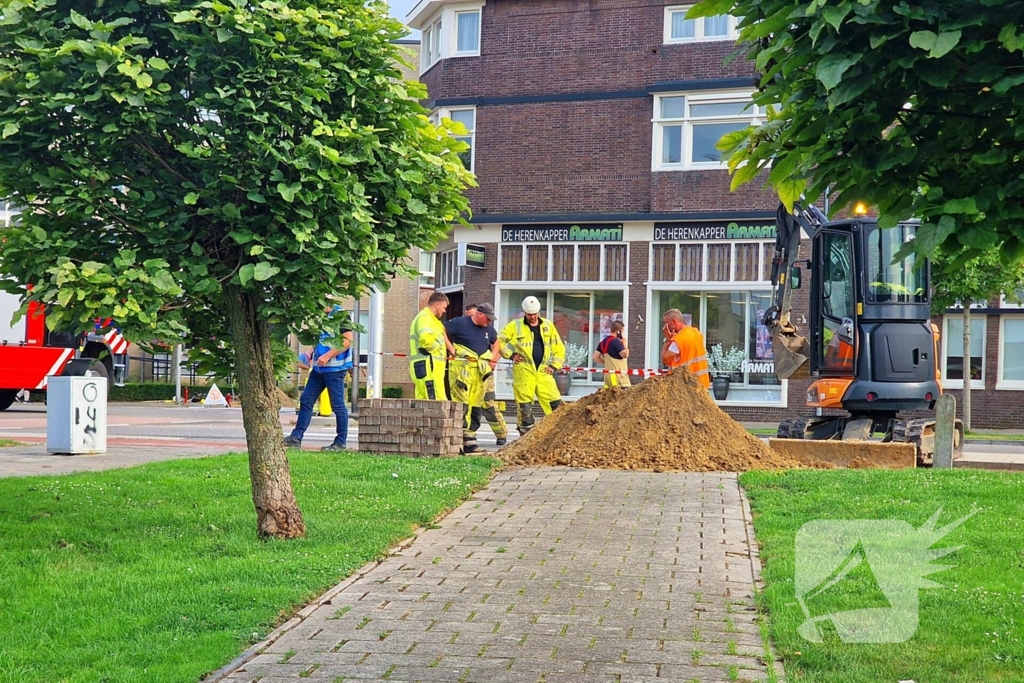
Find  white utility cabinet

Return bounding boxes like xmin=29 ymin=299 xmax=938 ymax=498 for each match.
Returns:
xmin=47 ymin=376 xmax=107 ymax=454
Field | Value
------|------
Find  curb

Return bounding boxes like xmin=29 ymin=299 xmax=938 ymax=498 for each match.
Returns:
xmin=201 ymin=532 xmax=423 ymax=682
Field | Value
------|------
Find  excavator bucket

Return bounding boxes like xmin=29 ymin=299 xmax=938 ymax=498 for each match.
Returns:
xmin=771 ymin=324 xmax=810 ymax=379
xmin=769 ymin=438 xmax=917 ymax=469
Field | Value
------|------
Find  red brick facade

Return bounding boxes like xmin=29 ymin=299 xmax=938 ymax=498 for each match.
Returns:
xmin=415 ymin=0 xmax=1024 ymax=428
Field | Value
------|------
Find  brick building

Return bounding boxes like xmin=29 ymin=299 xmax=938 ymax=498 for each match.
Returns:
xmin=408 ymin=0 xmax=1024 ymax=427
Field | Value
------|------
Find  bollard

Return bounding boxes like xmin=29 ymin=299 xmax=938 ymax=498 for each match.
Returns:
xmin=934 ymin=393 xmax=956 ymax=469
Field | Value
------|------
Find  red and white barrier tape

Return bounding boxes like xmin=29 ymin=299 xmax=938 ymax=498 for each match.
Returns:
xmin=358 ymin=350 xmax=667 ymax=377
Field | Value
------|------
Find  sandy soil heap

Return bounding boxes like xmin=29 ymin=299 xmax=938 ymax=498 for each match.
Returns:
xmin=500 ymin=369 xmax=800 ymax=472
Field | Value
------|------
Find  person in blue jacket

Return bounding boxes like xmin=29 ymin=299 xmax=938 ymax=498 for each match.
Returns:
xmin=283 ymin=308 xmax=354 ymax=451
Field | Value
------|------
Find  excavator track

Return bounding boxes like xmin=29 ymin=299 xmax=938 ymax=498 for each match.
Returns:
xmin=892 ymin=418 xmax=964 ymax=466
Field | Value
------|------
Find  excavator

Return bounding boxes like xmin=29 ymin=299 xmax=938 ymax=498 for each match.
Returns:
xmin=763 ymin=203 xmax=963 ymax=466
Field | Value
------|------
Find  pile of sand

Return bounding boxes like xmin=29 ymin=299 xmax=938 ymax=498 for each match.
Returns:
xmin=277 ymin=387 xmax=297 ymax=409
xmin=500 ymin=369 xmax=800 ymax=472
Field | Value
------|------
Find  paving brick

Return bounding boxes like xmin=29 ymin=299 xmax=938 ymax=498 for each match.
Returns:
xmin=215 ymin=471 xmax=777 ymax=682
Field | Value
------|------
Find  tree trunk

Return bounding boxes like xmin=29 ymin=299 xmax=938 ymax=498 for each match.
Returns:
xmin=224 ymin=285 xmax=306 ymax=539
xmin=962 ymin=303 xmax=972 ymax=432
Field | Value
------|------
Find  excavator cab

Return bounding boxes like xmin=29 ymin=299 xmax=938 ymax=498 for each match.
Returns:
xmin=765 ymin=204 xmax=962 ymax=465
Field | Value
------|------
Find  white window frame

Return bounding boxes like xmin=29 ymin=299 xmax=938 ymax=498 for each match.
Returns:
xmin=941 ymin=314 xmax=986 ymax=390
xmin=646 ymin=240 xmax=773 ymax=283
xmin=417 ymin=2 xmax=485 ymax=74
xmin=453 ymin=9 xmax=482 ymax=56
xmin=418 ymin=251 xmax=436 ymax=288
xmin=436 ymin=248 xmax=465 ymax=292
xmin=434 ymin=106 xmax=476 ymax=172
xmin=652 ymin=91 xmax=762 ymax=171
xmin=496 ymin=243 xmax=631 ymax=284
xmin=421 ymin=15 xmax=443 ymax=72
xmin=997 ymin=315 xmax=1024 ymax=390
xmin=663 ymin=5 xmax=738 ymax=44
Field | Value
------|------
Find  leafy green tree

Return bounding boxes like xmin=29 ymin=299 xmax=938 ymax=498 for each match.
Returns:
xmin=931 ymin=252 xmax=1024 ymax=430
xmin=690 ymin=0 xmax=1024 ymax=259
xmin=0 ymin=0 xmax=473 ymax=537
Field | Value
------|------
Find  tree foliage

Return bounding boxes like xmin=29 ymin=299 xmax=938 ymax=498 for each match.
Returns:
xmin=690 ymin=0 xmax=1024 ymax=260
xmin=0 ymin=0 xmax=474 ymax=537
xmin=931 ymin=250 xmax=1024 ymax=312
xmin=0 ymin=0 xmax=473 ymax=343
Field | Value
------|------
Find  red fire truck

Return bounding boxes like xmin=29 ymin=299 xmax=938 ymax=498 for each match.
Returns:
xmin=0 ymin=288 xmax=129 ymax=411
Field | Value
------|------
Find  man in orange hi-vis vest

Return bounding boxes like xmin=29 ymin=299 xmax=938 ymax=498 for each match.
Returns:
xmin=660 ymin=308 xmax=711 ymax=389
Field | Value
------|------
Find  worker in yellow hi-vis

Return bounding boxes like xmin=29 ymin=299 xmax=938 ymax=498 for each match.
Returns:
xmin=409 ymin=292 xmax=454 ymax=400
xmin=498 ymin=296 xmax=565 ymax=435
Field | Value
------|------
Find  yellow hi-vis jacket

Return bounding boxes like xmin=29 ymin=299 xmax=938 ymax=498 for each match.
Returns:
xmin=408 ymin=307 xmax=447 ymax=381
xmin=498 ymin=317 xmax=566 ymax=371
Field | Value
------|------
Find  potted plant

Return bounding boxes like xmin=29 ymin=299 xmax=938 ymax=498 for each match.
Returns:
xmin=707 ymin=343 xmax=746 ymax=400
xmin=558 ymin=342 xmax=589 ymax=394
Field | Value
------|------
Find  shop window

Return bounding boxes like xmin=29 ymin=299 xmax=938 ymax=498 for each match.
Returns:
xmin=500 ymin=245 xmax=522 ymax=281
xmin=552 ymin=245 xmax=574 ymax=281
xmin=653 ymin=92 xmax=761 ymax=170
xmin=941 ymin=315 xmax=985 ymax=389
xmin=605 ymin=244 xmax=628 ymax=281
xmin=664 ymin=5 xmax=738 ymax=43
xmin=652 ymin=244 xmax=676 ymax=281
xmin=650 ymin=241 xmax=769 ymax=283
xmin=651 ymin=289 xmax=783 ymax=405
xmin=762 ymin=243 xmax=774 ymax=281
xmin=707 ymin=244 xmax=731 ymax=281
xmin=526 ymin=245 xmax=548 ymax=281
xmin=578 ymin=245 xmax=601 ymax=281
xmin=1000 ymin=317 xmax=1024 ymax=388
xmin=499 ymin=243 xmax=629 ymax=283
xmin=679 ymin=244 xmax=703 ymax=280
xmin=735 ymin=243 xmax=759 ymax=281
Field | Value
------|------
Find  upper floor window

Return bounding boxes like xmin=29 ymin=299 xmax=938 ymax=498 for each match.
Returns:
xmin=414 ymin=2 xmax=484 ymax=74
xmin=455 ymin=10 xmax=481 ymax=54
xmin=433 ymin=107 xmax=476 ymax=172
xmin=664 ymin=5 xmax=738 ymax=43
xmin=652 ymin=92 xmax=761 ymax=171
xmin=421 ymin=16 xmax=443 ymax=71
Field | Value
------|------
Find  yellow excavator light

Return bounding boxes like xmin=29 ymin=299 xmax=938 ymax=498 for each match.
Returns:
xmin=854 ymin=202 xmax=869 ymax=215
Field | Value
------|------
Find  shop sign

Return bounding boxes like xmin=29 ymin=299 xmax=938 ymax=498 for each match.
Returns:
xmin=458 ymin=243 xmax=486 ymax=269
xmin=502 ymin=223 xmax=624 ymax=243
xmin=653 ymin=221 xmax=776 ymax=241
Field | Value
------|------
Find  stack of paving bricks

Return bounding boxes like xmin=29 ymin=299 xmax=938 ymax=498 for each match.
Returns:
xmin=356 ymin=398 xmax=464 ymax=455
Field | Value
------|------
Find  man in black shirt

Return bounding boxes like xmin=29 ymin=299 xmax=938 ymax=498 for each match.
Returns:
xmin=445 ymin=304 xmax=508 ymax=452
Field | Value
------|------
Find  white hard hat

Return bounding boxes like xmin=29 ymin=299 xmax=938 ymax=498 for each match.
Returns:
xmin=522 ymin=296 xmax=541 ymax=315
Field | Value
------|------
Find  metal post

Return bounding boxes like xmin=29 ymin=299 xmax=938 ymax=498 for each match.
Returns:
xmin=173 ymin=344 xmax=182 ymax=405
xmin=368 ymin=287 xmax=385 ymax=399
xmin=934 ymin=393 xmax=956 ymax=469
xmin=351 ymin=298 xmax=361 ymax=415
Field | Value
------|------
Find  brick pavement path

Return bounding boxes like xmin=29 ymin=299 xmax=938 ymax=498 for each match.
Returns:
xmin=219 ymin=468 xmax=779 ymax=683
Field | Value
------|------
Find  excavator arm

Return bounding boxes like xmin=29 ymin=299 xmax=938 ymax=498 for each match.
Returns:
xmin=762 ymin=203 xmax=826 ymax=379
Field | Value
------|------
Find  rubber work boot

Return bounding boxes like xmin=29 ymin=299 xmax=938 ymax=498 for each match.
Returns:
xmin=321 ymin=443 xmax=347 ymax=452
xmin=495 ymin=438 xmax=507 ymax=446
xmin=282 ymin=435 xmax=301 ymax=448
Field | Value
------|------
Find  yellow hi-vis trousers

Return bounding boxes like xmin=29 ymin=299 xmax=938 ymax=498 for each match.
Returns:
xmin=449 ymin=350 xmax=507 ymax=452
xmin=411 ymin=355 xmax=447 ymax=401
xmin=602 ymin=355 xmax=632 ymax=388
xmin=510 ymin=359 xmax=562 ymax=433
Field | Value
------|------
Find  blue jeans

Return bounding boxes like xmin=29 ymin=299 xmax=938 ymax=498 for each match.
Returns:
xmin=290 ymin=370 xmax=348 ymax=447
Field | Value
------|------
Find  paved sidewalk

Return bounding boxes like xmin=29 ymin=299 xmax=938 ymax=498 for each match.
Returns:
xmin=217 ymin=468 xmax=778 ymax=683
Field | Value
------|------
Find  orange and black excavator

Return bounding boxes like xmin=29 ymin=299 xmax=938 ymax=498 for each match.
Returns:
xmin=764 ymin=203 xmax=963 ymax=465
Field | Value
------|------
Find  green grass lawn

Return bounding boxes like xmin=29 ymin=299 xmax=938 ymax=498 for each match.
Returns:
xmin=742 ymin=469 xmax=1024 ymax=683
xmin=0 ymin=439 xmax=23 ymax=447
xmin=0 ymin=451 xmax=499 ymax=683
